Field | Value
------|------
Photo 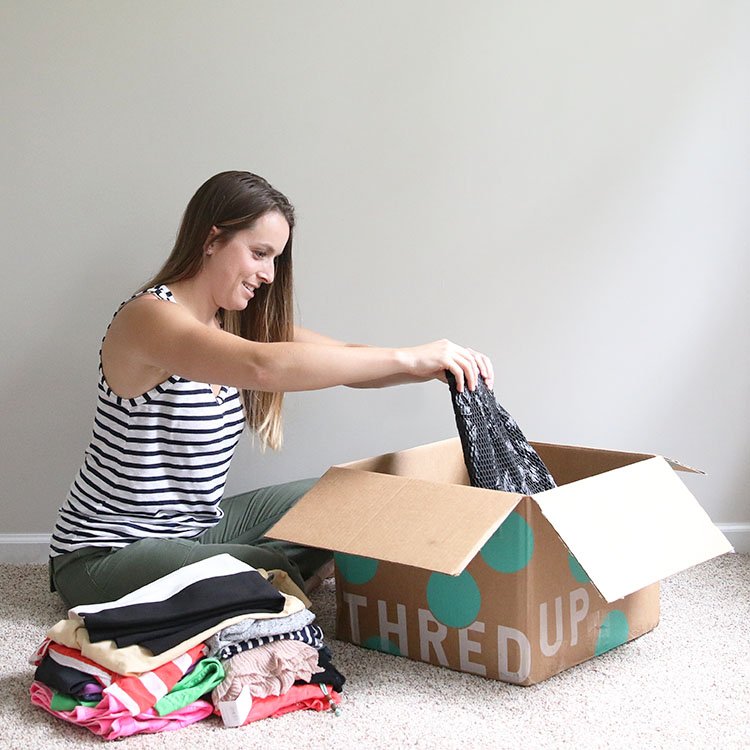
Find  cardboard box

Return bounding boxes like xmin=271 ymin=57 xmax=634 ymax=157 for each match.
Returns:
xmin=268 ymin=438 xmax=733 ymax=685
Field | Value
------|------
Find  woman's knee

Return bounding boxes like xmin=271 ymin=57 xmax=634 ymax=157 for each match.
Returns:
xmin=53 ymin=539 xmax=197 ymax=607
xmin=231 ymin=543 xmax=306 ymax=591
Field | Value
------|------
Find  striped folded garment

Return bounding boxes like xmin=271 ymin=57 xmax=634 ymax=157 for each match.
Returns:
xmin=31 ymin=637 xmax=207 ymax=716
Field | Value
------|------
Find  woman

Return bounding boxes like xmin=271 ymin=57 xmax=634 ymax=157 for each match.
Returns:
xmin=49 ymin=170 xmax=495 ymax=608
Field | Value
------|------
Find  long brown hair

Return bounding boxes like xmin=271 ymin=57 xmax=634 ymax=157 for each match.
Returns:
xmin=141 ymin=171 xmax=295 ymax=451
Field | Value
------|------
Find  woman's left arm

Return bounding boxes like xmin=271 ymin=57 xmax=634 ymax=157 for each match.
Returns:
xmin=293 ymin=326 xmax=494 ymax=390
xmin=293 ymin=325 xmax=403 ymax=387
xmin=293 ymin=326 xmax=349 ymax=347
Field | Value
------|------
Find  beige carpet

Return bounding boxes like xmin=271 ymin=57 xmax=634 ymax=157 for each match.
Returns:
xmin=1 ymin=553 xmax=748 ymax=749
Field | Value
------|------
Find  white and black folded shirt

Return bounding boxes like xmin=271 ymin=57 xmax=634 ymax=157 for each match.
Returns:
xmin=71 ymin=554 xmax=286 ymax=655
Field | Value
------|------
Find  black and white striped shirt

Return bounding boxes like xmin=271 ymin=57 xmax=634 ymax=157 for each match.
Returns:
xmin=50 ymin=285 xmax=244 ymax=556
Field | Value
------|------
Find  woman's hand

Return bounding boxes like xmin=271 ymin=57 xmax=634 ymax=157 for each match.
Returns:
xmin=466 ymin=347 xmax=495 ymax=391
xmin=401 ymin=340 xmax=495 ymax=393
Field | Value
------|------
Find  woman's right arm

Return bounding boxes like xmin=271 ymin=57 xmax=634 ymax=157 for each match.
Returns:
xmin=105 ymin=296 xmax=481 ymax=394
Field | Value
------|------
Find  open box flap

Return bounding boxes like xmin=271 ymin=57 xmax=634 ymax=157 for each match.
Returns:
xmin=530 ymin=441 xmax=705 ymax=485
xmin=534 ymin=456 xmax=733 ymax=602
xmin=266 ymin=466 xmax=523 ymax=576
xmin=662 ymin=456 xmax=705 ymax=475
xmin=339 ymin=436 xmax=470 ymax=485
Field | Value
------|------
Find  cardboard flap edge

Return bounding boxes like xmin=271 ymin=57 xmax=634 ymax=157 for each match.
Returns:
xmin=266 ymin=465 xmax=525 ymax=575
xmin=534 ymin=456 xmax=730 ymax=602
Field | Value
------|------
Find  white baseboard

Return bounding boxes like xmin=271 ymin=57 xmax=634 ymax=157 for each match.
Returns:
xmin=0 ymin=524 xmax=748 ymax=563
xmin=0 ymin=534 xmax=52 ymax=563
xmin=718 ymin=523 xmax=750 ymax=554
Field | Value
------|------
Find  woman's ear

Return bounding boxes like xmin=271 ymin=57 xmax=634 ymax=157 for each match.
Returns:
xmin=203 ymin=226 xmax=221 ymax=255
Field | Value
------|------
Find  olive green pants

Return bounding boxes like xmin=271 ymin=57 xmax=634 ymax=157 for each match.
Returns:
xmin=50 ymin=477 xmax=330 ymax=608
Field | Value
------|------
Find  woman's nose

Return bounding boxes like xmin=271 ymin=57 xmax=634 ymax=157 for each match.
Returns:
xmin=258 ymin=259 xmax=275 ymax=284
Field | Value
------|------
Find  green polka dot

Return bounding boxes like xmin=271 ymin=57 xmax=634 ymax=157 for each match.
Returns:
xmin=595 ymin=610 xmax=630 ymax=656
xmin=568 ymin=553 xmax=590 ymax=583
xmin=362 ymin=635 xmax=401 ymax=655
xmin=335 ymin=552 xmax=379 ymax=585
xmin=480 ymin=512 xmax=534 ymax=573
xmin=426 ymin=570 xmax=481 ymax=629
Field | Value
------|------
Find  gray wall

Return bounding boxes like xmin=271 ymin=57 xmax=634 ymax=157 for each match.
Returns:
xmin=2 ymin=2 xmax=748 ymax=544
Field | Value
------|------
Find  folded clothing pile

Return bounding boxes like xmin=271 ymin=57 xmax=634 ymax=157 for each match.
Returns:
xmin=30 ymin=553 xmax=343 ymax=739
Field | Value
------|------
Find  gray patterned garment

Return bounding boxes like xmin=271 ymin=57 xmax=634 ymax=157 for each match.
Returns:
xmin=205 ymin=607 xmax=317 ymax=656
xmin=446 ymin=372 xmax=556 ymax=495
xmin=216 ymin=623 xmax=325 ymax=661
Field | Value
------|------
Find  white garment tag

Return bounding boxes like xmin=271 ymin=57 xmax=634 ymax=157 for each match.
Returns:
xmin=218 ymin=685 xmax=253 ymax=727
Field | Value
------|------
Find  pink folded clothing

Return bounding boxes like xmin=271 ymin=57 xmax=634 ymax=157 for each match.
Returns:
xmin=33 ymin=639 xmax=207 ymax=715
xmin=214 ymin=682 xmax=341 ymax=727
xmin=30 ymin=681 xmax=213 ymax=740
xmin=213 ymin=640 xmax=322 ymax=701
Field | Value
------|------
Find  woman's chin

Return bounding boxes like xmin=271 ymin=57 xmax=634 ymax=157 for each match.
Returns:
xmin=223 ymin=298 xmax=252 ymax=312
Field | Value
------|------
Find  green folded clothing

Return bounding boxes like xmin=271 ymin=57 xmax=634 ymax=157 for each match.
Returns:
xmin=155 ymin=657 xmax=225 ymax=716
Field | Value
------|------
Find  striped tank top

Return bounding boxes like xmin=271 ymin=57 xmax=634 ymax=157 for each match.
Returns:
xmin=50 ymin=285 xmax=245 ymax=556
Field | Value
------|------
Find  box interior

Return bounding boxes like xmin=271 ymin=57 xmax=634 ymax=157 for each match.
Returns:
xmin=268 ymin=437 xmax=731 ymax=593
xmin=344 ymin=437 xmax=662 ymax=488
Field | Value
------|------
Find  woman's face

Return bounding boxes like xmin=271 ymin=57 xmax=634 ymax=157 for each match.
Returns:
xmin=204 ymin=210 xmax=290 ymax=311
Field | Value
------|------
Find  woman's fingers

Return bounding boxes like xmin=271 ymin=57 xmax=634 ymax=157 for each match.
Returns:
xmin=445 ymin=345 xmax=480 ymax=393
xmin=457 ymin=349 xmax=479 ymax=392
xmin=467 ymin=348 xmax=495 ymax=391
xmin=406 ymin=340 xmax=494 ymax=393
xmin=447 ymin=346 xmax=495 ymax=393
